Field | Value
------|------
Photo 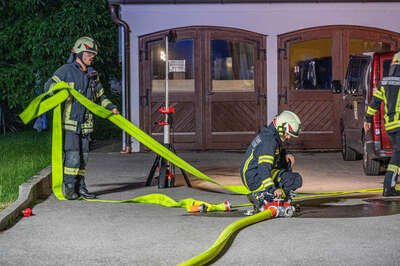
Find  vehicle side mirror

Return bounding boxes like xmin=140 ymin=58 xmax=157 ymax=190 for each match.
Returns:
xmin=331 ymin=80 xmax=342 ymax=94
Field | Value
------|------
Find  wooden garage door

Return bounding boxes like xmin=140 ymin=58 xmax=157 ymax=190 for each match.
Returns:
xmin=279 ymin=29 xmax=341 ymax=150
xmin=140 ymin=29 xmax=201 ymax=150
xmin=204 ymin=30 xmax=267 ymax=149
xmin=140 ymin=27 xmax=267 ymax=150
xmin=278 ymin=26 xmax=400 ymax=150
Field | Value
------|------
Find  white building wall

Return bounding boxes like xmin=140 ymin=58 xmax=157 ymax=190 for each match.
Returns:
xmin=119 ymin=3 xmax=400 ymax=151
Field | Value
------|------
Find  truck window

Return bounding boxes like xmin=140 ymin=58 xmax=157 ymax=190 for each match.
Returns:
xmin=344 ymin=57 xmax=370 ymax=95
xmin=383 ymin=59 xmax=391 ymax=77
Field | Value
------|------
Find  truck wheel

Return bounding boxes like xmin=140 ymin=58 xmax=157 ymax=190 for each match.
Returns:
xmin=363 ymin=139 xmax=380 ymax=176
xmin=342 ymin=131 xmax=357 ymax=161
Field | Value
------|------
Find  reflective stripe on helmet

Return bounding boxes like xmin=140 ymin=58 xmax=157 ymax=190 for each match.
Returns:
xmin=72 ymin=37 xmax=98 ymax=55
xmin=275 ymin=110 xmax=301 ymax=138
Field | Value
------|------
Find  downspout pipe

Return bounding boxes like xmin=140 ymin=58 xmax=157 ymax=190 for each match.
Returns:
xmin=109 ymin=4 xmax=132 ymax=153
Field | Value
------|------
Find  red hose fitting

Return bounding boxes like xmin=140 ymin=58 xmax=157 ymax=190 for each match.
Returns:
xmin=22 ymin=208 xmax=32 ymax=217
xmin=224 ymin=200 xmax=231 ymax=212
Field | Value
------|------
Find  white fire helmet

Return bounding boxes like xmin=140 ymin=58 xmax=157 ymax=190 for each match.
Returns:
xmin=273 ymin=110 xmax=301 ymax=138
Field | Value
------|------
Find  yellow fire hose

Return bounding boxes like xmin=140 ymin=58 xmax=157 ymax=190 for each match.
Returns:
xmin=178 ymin=209 xmax=276 ymax=266
xmin=176 ymin=187 xmax=392 ymax=265
xmin=20 ymin=83 xmax=394 ymax=265
xmin=19 ymin=82 xmax=249 ymax=200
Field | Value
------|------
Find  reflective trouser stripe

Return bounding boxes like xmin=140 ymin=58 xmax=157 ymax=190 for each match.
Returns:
xmin=253 ymin=169 xmax=280 ymax=193
xmin=78 ymin=169 xmax=86 ymax=176
xmin=387 ymin=164 xmax=399 ymax=173
xmin=64 ymin=166 xmax=79 ymax=175
xmin=385 ymin=121 xmax=400 ymax=132
xmin=253 ymin=178 xmax=274 ymax=192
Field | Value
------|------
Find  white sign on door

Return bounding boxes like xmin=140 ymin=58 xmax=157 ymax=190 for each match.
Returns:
xmin=169 ymin=60 xmax=185 ymax=72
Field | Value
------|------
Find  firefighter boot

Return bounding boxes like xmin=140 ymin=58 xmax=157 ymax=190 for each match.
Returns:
xmin=247 ymin=192 xmax=264 ymax=212
xmin=383 ymin=187 xmax=400 ymax=196
xmin=63 ymin=183 xmax=79 ymax=200
xmin=77 ymin=176 xmax=96 ymax=199
xmin=383 ymin=171 xmax=400 ymax=197
xmin=247 ymin=191 xmax=273 ymax=212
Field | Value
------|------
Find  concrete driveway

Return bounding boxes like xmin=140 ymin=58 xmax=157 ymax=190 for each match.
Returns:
xmin=0 ymin=151 xmax=399 ymax=265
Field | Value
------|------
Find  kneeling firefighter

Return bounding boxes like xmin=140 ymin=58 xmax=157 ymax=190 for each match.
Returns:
xmin=364 ymin=51 xmax=400 ymax=197
xmin=240 ymin=111 xmax=303 ymax=211
xmin=44 ymin=37 xmax=119 ymax=200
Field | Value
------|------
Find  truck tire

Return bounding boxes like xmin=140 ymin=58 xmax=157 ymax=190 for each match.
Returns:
xmin=342 ymin=131 xmax=358 ymax=161
xmin=363 ymin=139 xmax=380 ymax=176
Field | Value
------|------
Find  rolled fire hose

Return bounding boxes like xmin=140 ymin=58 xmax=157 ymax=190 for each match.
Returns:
xmin=20 ymin=83 xmax=393 ymax=265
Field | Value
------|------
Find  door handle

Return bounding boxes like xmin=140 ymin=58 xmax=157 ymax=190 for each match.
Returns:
xmin=140 ymin=89 xmax=150 ymax=106
xmin=256 ymin=90 xmax=266 ymax=105
xmin=278 ymin=88 xmax=288 ymax=104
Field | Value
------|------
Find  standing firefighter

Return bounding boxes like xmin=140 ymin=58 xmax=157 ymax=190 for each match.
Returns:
xmin=364 ymin=51 xmax=400 ymax=197
xmin=240 ymin=111 xmax=303 ymax=211
xmin=45 ymin=37 xmax=119 ymax=200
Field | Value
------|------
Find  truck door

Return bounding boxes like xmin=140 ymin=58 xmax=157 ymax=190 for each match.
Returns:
xmin=377 ymin=52 xmax=397 ymax=150
xmin=342 ymin=56 xmax=371 ymax=152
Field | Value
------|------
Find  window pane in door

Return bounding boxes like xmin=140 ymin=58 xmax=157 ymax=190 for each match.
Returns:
xmin=290 ymin=39 xmax=332 ymax=90
xmin=349 ymin=39 xmax=391 ymax=55
xmin=383 ymin=59 xmax=391 ymax=77
xmin=151 ymin=39 xmax=194 ymax=94
xmin=211 ymin=40 xmax=255 ymax=92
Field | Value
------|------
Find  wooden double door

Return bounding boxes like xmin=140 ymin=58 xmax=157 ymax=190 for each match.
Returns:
xmin=278 ymin=26 xmax=400 ymax=150
xmin=140 ymin=27 xmax=267 ymax=150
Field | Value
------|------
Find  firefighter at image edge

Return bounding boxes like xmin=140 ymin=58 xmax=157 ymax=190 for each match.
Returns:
xmin=44 ymin=37 xmax=119 ymax=200
xmin=240 ymin=110 xmax=303 ymax=211
xmin=364 ymin=51 xmax=400 ymax=197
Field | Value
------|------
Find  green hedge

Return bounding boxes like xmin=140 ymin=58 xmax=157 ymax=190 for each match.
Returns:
xmin=0 ymin=0 xmax=121 ymax=133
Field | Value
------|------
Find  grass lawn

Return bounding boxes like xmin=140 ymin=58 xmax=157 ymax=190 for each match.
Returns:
xmin=0 ymin=130 xmax=51 ymax=210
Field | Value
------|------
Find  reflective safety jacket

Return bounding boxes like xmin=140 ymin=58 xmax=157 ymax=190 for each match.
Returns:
xmin=240 ymin=123 xmax=287 ymax=193
xmin=366 ymin=76 xmax=400 ymax=133
xmin=45 ymin=61 xmax=116 ymax=134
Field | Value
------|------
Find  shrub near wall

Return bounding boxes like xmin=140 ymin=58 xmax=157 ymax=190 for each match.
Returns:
xmin=0 ymin=0 xmax=120 ymax=130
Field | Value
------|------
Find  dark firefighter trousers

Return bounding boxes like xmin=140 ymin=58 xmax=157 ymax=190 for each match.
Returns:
xmin=245 ymin=166 xmax=302 ymax=196
xmin=63 ymin=131 xmax=90 ymax=189
xmin=386 ymin=131 xmax=400 ymax=189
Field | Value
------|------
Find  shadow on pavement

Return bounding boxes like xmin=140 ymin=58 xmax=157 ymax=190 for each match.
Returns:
xmin=93 ymin=181 xmax=147 ymax=196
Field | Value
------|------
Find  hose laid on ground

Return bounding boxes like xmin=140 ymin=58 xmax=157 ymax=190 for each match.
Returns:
xmin=20 ymin=83 xmax=394 ymax=265
xmin=84 ymin=193 xmax=230 ymax=213
xmin=178 ymin=187 xmax=393 ymax=265
xmin=82 ymin=187 xmax=390 ymax=266
xmin=179 ymin=209 xmax=276 ymax=266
